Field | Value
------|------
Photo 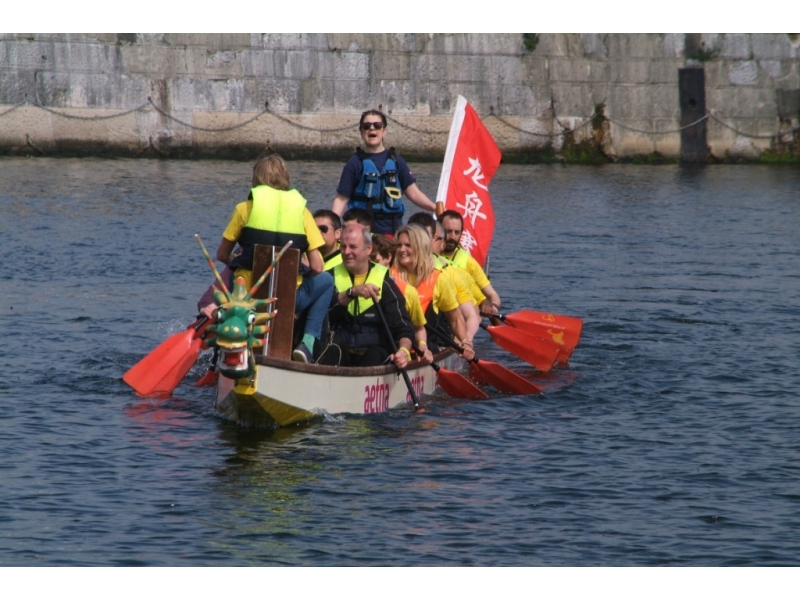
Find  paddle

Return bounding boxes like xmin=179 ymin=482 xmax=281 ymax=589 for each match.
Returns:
xmin=428 ymin=325 xmax=543 ymax=395
xmin=493 ymin=310 xmax=583 ymax=349
xmin=373 ymin=300 xmax=425 ymax=413
xmin=123 ymin=317 xmax=209 ymax=396
xmin=480 ymin=321 xmax=560 ymax=373
xmin=487 ymin=316 xmax=574 ymax=363
xmin=413 ymin=344 xmax=487 ymax=399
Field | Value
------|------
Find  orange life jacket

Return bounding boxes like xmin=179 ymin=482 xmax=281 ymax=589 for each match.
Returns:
xmin=391 ymin=266 xmax=440 ymax=314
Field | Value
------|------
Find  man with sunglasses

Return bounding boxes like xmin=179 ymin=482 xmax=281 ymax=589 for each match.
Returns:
xmin=332 ymin=109 xmax=436 ymax=236
xmin=312 ymin=209 xmax=343 ymax=270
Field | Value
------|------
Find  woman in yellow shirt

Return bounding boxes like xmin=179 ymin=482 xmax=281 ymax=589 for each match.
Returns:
xmin=371 ymin=234 xmax=433 ymax=364
xmin=391 ymin=225 xmax=475 ymax=361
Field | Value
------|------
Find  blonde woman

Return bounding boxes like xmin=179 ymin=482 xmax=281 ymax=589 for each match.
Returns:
xmin=373 ymin=234 xmax=433 ymax=364
xmin=391 ymin=225 xmax=475 ymax=361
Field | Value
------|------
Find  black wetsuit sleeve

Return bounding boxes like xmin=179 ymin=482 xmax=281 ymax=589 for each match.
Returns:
xmin=380 ymin=277 xmax=415 ymax=344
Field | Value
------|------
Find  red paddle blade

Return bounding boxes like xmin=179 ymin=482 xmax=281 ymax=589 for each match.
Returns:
xmin=485 ymin=324 xmax=560 ymax=372
xmin=147 ymin=337 xmax=205 ymax=396
xmin=436 ymin=367 xmax=488 ymax=399
xmin=500 ymin=318 xmax=575 ymax=361
xmin=123 ymin=319 xmax=207 ymax=396
xmin=469 ymin=360 xmax=543 ymax=395
xmin=502 ymin=311 xmax=583 ymax=348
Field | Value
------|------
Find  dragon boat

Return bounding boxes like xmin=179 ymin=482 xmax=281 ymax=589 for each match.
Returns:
xmin=196 ymin=239 xmax=465 ymax=427
xmin=214 ymin=349 xmax=462 ymax=427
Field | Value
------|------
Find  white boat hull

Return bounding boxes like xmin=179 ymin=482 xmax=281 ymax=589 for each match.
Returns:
xmin=215 ymin=350 xmax=464 ymax=427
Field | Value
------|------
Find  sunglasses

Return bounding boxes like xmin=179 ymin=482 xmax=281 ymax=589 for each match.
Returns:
xmin=360 ymin=121 xmax=384 ymax=131
xmin=317 ymin=224 xmax=329 ymax=233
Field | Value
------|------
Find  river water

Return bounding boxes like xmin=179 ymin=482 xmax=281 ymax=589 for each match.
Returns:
xmin=1 ymin=157 xmax=799 ymax=566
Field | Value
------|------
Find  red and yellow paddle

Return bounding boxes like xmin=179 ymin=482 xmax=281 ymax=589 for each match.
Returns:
xmin=122 ymin=317 xmax=210 ymax=396
xmin=429 ymin=325 xmax=543 ymax=395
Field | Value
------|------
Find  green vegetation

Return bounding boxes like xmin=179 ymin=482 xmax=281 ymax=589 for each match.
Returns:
xmin=759 ymin=150 xmax=800 ymax=164
xmin=631 ymin=152 xmax=677 ymax=165
xmin=522 ymin=34 xmax=539 ymax=53
xmin=561 ymin=140 xmax=608 ymax=164
xmin=690 ymin=41 xmax=719 ymax=62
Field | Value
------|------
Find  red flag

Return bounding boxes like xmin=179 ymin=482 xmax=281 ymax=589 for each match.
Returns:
xmin=435 ymin=95 xmax=502 ymax=268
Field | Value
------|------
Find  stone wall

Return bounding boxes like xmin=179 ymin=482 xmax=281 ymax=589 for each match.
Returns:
xmin=1 ymin=33 xmax=799 ymax=161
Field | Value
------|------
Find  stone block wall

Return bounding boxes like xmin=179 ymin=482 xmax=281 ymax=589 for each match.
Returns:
xmin=1 ymin=33 xmax=799 ymax=160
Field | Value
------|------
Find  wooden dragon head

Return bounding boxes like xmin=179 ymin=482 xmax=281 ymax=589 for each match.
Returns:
xmin=195 ymin=235 xmax=292 ymax=379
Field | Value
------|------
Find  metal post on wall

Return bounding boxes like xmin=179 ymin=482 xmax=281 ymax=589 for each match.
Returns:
xmin=679 ymin=67 xmax=708 ymax=163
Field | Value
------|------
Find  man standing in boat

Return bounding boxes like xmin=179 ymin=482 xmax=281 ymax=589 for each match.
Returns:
xmin=318 ymin=224 xmax=415 ymax=368
xmin=331 ymin=109 xmax=436 ymax=236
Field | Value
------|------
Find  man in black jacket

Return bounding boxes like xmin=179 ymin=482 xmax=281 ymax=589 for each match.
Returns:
xmin=319 ymin=224 xmax=415 ymax=368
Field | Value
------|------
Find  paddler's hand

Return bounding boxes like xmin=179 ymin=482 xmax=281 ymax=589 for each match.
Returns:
xmin=353 ymin=283 xmax=381 ymax=301
xmin=414 ymin=343 xmax=433 ymax=365
xmin=479 ymin=299 xmax=499 ymax=317
xmin=199 ymin=303 xmax=218 ymax=320
xmin=459 ymin=339 xmax=476 ymax=361
xmin=392 ymin=348 xmax=411 ymax=369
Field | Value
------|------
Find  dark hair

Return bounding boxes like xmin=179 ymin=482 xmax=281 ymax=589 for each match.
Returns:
xmin=440 ymin=209 xmax=464 ymax=228
xmin=359 ymin=109 xmax=387 ymax=128
xmin=313 ymin=209 xmax=342 ymax=231
xmin=342 ymin=207 xmax=373 ymax=227
xmin=370 ymin=234 xmax=396 ymax=262
xmin=407 ymin=212 xmax=436 ymax=235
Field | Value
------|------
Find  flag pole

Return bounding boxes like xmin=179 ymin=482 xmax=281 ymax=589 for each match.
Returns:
xmin=435 ymin=95 xmax=468 ymax=216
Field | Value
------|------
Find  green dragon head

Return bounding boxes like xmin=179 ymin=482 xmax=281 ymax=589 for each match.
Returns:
xmin=204 ymin=276 xmax=276 ymax=379
xmin=195 ymin=235 xmax=292 ymax=381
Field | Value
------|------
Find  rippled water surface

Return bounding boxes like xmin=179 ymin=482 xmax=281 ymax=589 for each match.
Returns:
xmin=1 ymin=158 xmax=799 ymax=566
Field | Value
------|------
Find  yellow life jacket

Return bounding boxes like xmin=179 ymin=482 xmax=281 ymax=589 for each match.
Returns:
xmin=232 ymin=185 xmax=309 ymax=270
xmin=333 ymin=262 xmax=388 ymax=316
xmin=323 ymin=250 xmax=343 ymax=270
xmin=439 ymin=247 xmax=469 ymax=269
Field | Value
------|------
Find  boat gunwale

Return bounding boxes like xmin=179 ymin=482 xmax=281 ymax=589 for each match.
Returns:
xmin=254 ymin=348 xmax=456 ymax=377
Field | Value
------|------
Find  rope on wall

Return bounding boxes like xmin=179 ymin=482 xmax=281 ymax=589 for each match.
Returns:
xmin=1 ymin=96 xmax=799 ymax=140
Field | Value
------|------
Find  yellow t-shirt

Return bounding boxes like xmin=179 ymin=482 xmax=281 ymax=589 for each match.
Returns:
xmin=438 ymin=254 xmax=488 ymax=305
xmin=463 ymin=255 xmax=491 ymax=291
xmin=440 ymin=250 xmax=491 ymax=291
xmin=403 ymin=284 xmax=427 ymax=327
xmin=443 ymin=264 xmax=481 ymax=306
xmin=223 ymin=199 xmax=324 ymax=288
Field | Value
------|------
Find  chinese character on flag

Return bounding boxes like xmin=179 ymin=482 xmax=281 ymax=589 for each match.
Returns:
xmin=435 ymin=95 xmax=502 ymax=268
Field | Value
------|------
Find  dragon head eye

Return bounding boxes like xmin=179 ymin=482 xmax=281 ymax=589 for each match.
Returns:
xmin=247 ymin=313 xmax=256 ymax=325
